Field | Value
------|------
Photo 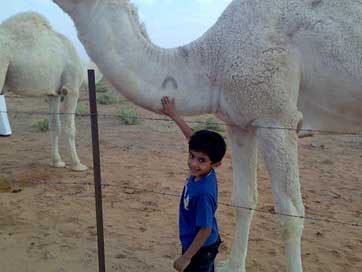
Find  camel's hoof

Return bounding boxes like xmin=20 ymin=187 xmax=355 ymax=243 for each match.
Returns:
xmin=71 ymin=163 xmax=88 ymax=172
xmin=215 ymin=260 xmax=244 ymax=272
xmin=51 ymin=161 xmax=66 ymax=168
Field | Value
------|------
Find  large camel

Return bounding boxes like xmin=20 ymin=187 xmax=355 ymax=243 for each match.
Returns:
xmin=0 ymin=12 xmax=87 ymax=171
xmin=80 ymin=60 xmax=103 ymax=90
xmin=52 ymin=0 xmax=362 ymax=271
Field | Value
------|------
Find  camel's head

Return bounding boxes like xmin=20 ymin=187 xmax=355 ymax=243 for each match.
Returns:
xmin=53 ymin=0 xmax=150 ymax=42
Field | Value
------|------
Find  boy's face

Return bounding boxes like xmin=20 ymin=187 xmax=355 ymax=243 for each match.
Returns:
xmin=188 ymin=150 xmax=221 ymax=179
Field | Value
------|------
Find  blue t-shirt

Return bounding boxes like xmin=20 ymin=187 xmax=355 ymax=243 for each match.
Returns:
xmin=179 ymin=169 xmax=219 ymax=250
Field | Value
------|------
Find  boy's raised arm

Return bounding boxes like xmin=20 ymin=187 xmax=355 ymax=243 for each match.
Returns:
xmin=160 ymin=96 xmax=193 ymax=141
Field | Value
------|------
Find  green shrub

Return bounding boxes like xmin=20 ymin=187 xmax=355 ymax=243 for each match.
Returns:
xmin=97 ymin=94 xmax=118 ymax=105
xmin=36 ymin=118 xmax=49 ymax=132
xmin=77 ymin=103 xmax=88 ymax=115
xmin=96 ymin=85 xmax=108 ymax=93
xmin=95 ymin=82 xmax=109 ymax=93
xmin=192 ymin=117 xmax=224 ymax=132
xmin=117 ymin=109 xmax=142 ymax=125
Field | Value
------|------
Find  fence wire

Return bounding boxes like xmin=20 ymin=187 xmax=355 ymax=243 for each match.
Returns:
xmin=2 ymin=100 xmax=362 ymax=229
xmin=2 ymin=109 xmax=362 ymax=136
xmin=36 ymin=180 xmax=362 ymax=228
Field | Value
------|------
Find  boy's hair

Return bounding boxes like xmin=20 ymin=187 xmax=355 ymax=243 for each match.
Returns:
xmin=189 ymin=130 xmax=226 ymax=163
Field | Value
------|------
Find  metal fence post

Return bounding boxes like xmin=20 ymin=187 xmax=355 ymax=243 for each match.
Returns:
xmin=88 ymin=69 xmax=106 ymax=272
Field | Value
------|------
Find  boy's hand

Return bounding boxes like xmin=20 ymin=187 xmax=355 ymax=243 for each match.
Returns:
xmin=160 ymin=96 xmax=193 ymax=140
xmin=173 ymin=255 xmax=191 ymax=272
xmin=160 ymin=96 xmax=177 ymax=118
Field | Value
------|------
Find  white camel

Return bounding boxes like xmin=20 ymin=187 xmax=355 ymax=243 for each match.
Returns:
xmin=80 ymin=60 xmax=103 ymax=90
xmin=53 ymin=0 xmax=362 ymax=271
xmin=0 ymin=12 xmax=87 ymax=171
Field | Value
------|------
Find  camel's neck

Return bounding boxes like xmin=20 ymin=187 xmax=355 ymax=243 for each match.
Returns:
xmin=55 ymin=0 xmax=219 ymax=115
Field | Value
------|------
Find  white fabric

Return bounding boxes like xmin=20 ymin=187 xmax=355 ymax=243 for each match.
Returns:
xmin=0 ymin=95 xmax=12 ymax=136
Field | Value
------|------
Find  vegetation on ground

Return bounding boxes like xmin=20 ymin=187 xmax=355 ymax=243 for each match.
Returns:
xmin=35 ymin=118 xmax=49 ymax=132
xmin=192 ymin=116 xmax=225 ymax=132
xmin=117 ymin=109 xmax=142 ymax=125
xmin=76 ymin=103 xmax=88 ymax=115
xmin=97 ymin=94 xmax=119 ymax=105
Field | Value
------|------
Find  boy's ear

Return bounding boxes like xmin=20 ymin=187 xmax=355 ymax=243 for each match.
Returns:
xmin=211 ymin=161 xmax=221 ymax=168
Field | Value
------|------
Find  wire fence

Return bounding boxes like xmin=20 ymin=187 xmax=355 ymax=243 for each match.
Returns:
xmin=2 ymin=88 xmax=362 ymax=272
xmin=1 ymin=99 xmax=362 ymax=227
xmin=2 ymin=109 xmax=362 ymax=136
xmin=34 ymin=180 xmax=362 ymax=228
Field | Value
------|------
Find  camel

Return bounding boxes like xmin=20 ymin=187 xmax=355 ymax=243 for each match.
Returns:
xmin=0 ymin=12 xmax=87 ymax=171
xmin=52 ymin=0 xmax=362 ymax=271
xmin=80 ymin=60 xmax=103 ymax=90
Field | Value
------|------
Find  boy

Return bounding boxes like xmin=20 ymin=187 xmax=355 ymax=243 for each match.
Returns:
xmin=0 ymin=95 xmax=12 ymax=137
xmin=160 ymin=96 xmax=226 ymax=272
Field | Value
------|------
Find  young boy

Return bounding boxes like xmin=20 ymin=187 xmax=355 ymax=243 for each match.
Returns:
xmin=160 ymin=96 xmax=226 ymax=272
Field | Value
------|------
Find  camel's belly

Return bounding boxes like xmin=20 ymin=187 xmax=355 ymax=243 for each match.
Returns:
xmin=298 ymin=77 xmax=362 ymax=131
xmin=4 ymin=57 xmax=64 ymax=96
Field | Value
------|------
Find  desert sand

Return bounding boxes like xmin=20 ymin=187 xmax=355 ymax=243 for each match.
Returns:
xmin=0 ymin=86 xmax=361 ymax=272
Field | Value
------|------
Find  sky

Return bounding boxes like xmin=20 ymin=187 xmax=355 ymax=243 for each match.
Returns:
xmin=0 ymin=0 xmax=232 ymax=60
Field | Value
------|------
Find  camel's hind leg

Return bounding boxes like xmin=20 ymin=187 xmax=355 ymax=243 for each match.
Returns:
xmin=216 ymin=126 xmax=257 ymax=272
xmin=62 ymin=87 xmax=87 ymax=171
xmin=255 ymin=115 xmax=304 ymax=272
xmin=48 ymin=95 xmax=65 ymax=168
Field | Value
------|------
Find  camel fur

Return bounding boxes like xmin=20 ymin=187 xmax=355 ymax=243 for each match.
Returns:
xmin=53 ymin=0 xmax=362 ymax=271
xmin=0 ymin=12 xmax=87 ymax=171
xmin=80 ymin=60 xmax=103 ymax=90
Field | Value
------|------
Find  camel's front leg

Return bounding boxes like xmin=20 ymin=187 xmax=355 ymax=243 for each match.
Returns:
xmin=48 ymin=95 xmax=65 ymax=168
xmin=62 ymin=89 xmax=87 ymax=171
xmin=256 ymin=119 xmax=304 ymax=272
xmin=216 ymin=126 xmax=257 ymax=272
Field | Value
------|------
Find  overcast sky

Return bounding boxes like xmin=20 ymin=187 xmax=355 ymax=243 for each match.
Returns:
xmin=0 ymin=0 xmax=232 ymax=60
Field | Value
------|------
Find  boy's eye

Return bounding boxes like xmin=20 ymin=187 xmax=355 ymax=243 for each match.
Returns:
xmin=198 ymin=158 xmax=206 ymax=163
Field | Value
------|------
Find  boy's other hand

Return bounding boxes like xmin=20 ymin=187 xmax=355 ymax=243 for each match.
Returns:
xmin=160 ymin=96 xmax=177 ymax=118
xmin=173 ymin=255 xmax=191 ymax=272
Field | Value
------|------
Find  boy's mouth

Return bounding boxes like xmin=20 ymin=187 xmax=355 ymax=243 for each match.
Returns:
xmin=189 ymin=168 xmax=199 ymax=174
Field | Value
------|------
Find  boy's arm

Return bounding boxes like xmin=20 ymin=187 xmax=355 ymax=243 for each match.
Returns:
xmin=173 ymin=227 xmax=212 ymax=272
xmin=160 ymin=96 xmax=193 ymax=141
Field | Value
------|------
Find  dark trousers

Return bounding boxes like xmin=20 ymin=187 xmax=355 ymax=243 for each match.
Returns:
xmin=182 ymin=239 xmax=221 ymax=272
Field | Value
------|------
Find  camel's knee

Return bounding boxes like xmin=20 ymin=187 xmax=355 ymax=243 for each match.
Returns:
xmin=49 ymin=115 xmax=61 ymax=130
xmin=277 ymin=217 xmax=304 ymax=241
xmin=234 ymin=207 xmax=255 ymax=220
xmin=232 ymin=195 xmax=257 ymax=217
xmin=63 ymin=124 xmax=76 ymax=139
xmin=274 ymin=194 xmax=305 ymax=241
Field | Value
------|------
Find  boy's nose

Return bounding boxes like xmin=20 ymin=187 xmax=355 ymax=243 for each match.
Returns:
xmin=189 ymin=159 xmax=198 ymax=168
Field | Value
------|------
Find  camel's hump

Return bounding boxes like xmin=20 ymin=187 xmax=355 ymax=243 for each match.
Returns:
xmin=0 ymin=11 xmax=53 ymax=31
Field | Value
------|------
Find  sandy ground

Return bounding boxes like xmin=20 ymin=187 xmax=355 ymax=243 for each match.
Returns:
xmin=0 ymin=88 xmax=361 ymax=272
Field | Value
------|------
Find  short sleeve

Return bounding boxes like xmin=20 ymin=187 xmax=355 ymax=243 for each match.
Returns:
xmin=195 ymin=195 xmax=214 ymax=228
